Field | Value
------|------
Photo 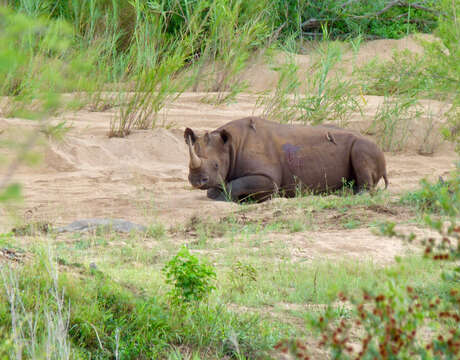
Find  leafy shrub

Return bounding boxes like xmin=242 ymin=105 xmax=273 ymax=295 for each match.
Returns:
xmin=276 ymin=284 xmax=460 ymax=359
xmin=274 ymin=0 xmax=438 ymax=39
xmin=162 ymin=246 xmax=216 ymax=305
xmin=357 ymin=50 xmax=432 ymax=97
xmin=400 ymin=174 xmax=459 ymax=216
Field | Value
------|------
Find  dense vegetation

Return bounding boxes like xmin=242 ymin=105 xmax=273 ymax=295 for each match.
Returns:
xmin=1 ymin=0 xmax=442 ymax=92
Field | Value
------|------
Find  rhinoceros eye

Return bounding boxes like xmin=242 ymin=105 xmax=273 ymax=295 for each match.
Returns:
xmin=214 ymin=162 xmax=219 ymax=170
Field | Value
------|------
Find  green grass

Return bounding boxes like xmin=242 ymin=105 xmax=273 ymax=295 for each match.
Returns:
xmin=0 ymin=246 xmax=290 ymax=359
xmin=1 ymin=225 xmax=454 ymax=358
xmin=1 ymin=178 xmax=458 ymax=358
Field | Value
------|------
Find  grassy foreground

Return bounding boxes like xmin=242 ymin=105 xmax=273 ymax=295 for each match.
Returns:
xmin=0 ymin=179 xmax=459 ymax=359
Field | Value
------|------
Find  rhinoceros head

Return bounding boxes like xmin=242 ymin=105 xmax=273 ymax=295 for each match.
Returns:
xmin=184 ymin=127 xmax=232 ymax=190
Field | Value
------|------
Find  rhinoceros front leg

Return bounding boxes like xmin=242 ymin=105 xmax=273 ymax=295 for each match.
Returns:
xmin=207 ymin=175 xmax=276 ymax=202
xmin=207 ymin=187 xmax=227 ymax=201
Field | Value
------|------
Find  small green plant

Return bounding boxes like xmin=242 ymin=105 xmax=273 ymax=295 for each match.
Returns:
xmin=162 ymin=246 xmax=216 ymax=305
xmin=441 ymin=105 xmax=460 ymax=154
xmin=228 ymin=261 xmax=257 ymax=294
xmin=39 ymin=121 xmax=72 ymax=142
xmin=145 ymin=223 xmax=166 ymax=240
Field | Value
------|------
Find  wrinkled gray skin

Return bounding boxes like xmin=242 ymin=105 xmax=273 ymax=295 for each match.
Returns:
xmin=185 ymin=117 xmax=388 ymax=202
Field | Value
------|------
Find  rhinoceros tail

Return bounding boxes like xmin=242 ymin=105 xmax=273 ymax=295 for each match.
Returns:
xmin=383 ymin=173 xmax=389 ymax=189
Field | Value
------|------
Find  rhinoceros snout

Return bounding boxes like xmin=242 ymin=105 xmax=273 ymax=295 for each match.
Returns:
xmin=189 ymin=174 xmax=210 ymax=189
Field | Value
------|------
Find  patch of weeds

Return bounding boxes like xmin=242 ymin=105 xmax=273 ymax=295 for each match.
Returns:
xmin=357 ymin=50 xmax=431 ymax=97
xmin=145 ymin=223 xmax=166 ymax=240
xmin=257 ymin=36 xmax=300 ymax=124
xmin=11 ymin=221 xmax=52 ymax=236
xmin=228 ymin=260 xmax=258 ymax=294
xmin=73 ymin=237 xmax=107 ymax=250
xmin=298 ymin=191 xmax=388 ymax=212
xmin=368 ymin=95 xmax=421 ymax=152
xmin=282 ymin=283 xmax=460 ymax=359
xmin=39 ymin=121 xmax=72 ymax=141
xmin=191 ymin=227 xmax=209 ymax=249
xmin=441 ymin=104 xmax=460 ymax=154
xmin=0 ymin=232 xmax=15 ymax=247
xmin=287 ymin=218 xmax=309 ymax=233
xmin=417 ymin=110 xmax=443 ymax=155
xmin=192 ymin=0 xmax=270 ymax=105
xmin=342 ymin=217 xmax=361 ymax=230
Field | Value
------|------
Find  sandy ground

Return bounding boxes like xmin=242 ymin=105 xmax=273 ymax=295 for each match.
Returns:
xmin=0 ymin=35 xmax=458 ymax=264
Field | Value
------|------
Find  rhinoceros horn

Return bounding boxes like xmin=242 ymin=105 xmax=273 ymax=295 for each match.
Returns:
xmin=188 ymin=135 xmax=202 ymax=169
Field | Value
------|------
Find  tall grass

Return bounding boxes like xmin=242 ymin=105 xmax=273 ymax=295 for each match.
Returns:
xmin=1 ymin=248 xmax=71 ymax=359
xmin=369 ymin=96 xmax=420 ymax=152
xmin=259 ymin=33 xmax=361 ymax=126
xmin=297 ymin=38 xmax=361 ymax=126
xmin=257 ymin=35 xmax=300 ymax=124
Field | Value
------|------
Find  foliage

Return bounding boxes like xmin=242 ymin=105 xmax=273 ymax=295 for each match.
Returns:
xmin=162 ymin=246 xmax=216 ymax=305
xmin=400 ymin=173 xmax=460 ymax=216
xmin=0 ymin=7 xmax=95 ymax=114
xmin=257 ymin=46 xmax=300 ymax=124
xmin=357 ymin=50 xmax=432 ymax=97
xmin=0 ymin=7 xmax=96 ymax=203
xmin=275 ymin=170 xmax=460 ymax=359
xmin=369 ymin=95 xmax=421 ymax=152
xmin=228 ymin=261 xmax=258 ymax=294
xmin=0 ymin=247 xmax=281 ymax=359
xmin=278 ymin=285 xmax=460 ymax=359
xmin=260 ymin=37 xmax=361 ymax=126
xmin=297 ymin=39 xmax=361 ymax=126
xmin=270 ymin=0 xmax=438 ymax=39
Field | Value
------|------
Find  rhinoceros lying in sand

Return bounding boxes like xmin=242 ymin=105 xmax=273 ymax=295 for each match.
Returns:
xmin=184 ymin=117 xmax=388 ymax=202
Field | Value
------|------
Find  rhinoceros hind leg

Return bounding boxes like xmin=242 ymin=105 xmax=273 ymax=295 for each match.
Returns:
xmin=351 ymin=140 xmax=380 ymax=194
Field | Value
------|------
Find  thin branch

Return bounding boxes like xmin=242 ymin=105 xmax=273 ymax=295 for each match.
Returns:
xmin=353 ymin=0 xmax=404 ymax=19
xmin=301 ymin=0 xmax=440 ymax=31
xmin=339 ymin=0 xmax=362 ymax=8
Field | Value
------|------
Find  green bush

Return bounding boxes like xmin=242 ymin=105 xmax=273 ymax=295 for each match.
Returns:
xmin=162 ymin=246 xmax=216 ymax=305
xmin=400 ymin=171 xmax=459 ymax=216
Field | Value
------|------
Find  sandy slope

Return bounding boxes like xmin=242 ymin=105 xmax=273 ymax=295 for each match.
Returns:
xmin=0 ymin=35 xmax=458 ymax=263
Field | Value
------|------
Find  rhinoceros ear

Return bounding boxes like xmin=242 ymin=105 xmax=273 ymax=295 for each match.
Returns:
xmin=220 ymin=129 xmax=231 ymax=145
xmin=184 ymin=128 xmax=196 ymax=145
